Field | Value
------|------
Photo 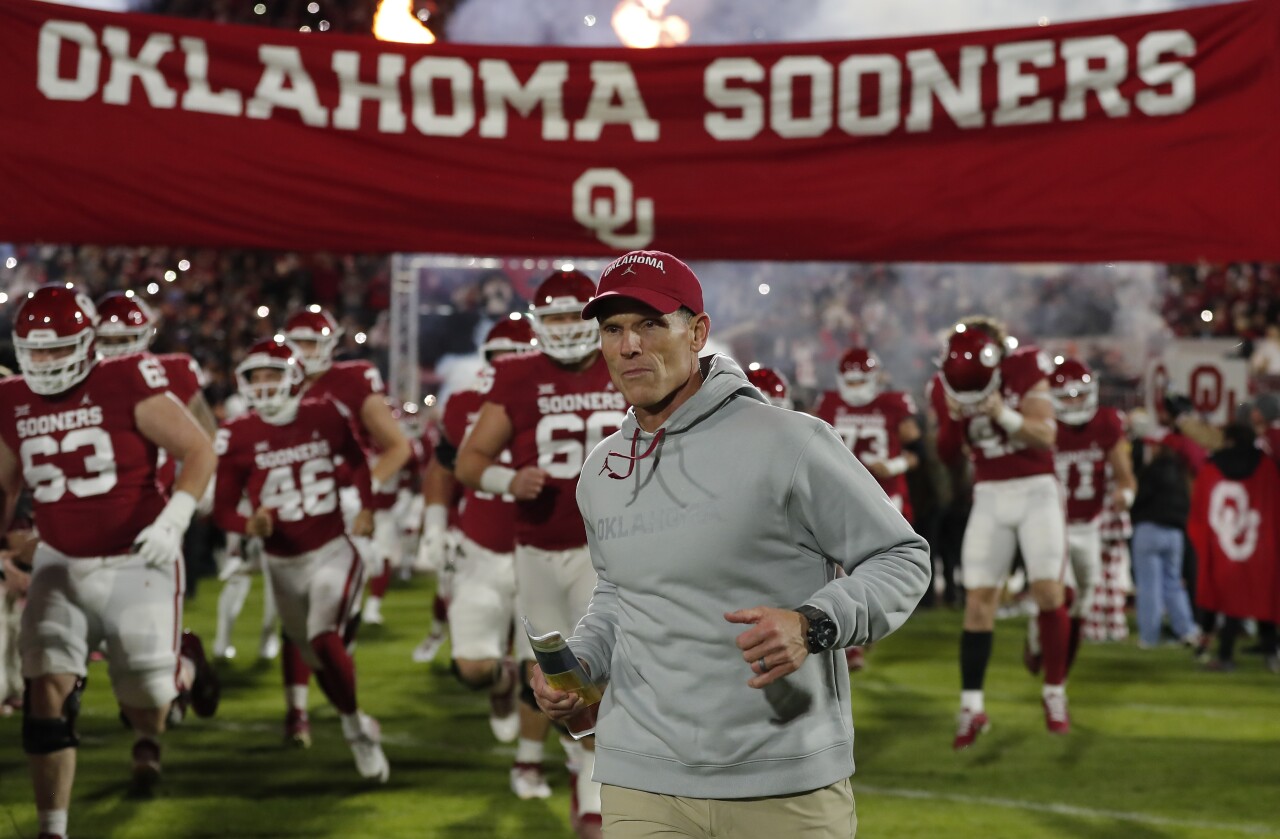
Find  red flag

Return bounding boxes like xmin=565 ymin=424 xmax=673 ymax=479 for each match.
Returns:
xmin=1187 ymin=458 xmax=1280 ymax=622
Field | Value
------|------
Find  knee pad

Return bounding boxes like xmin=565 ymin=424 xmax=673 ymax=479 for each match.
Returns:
xmin=22 ymin=677 xmax=85 ymax=755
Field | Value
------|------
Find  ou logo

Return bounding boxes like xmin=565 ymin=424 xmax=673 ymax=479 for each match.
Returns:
xmin=1208 ymin=481 xmax=1260 ymax=562
xmin=573 ymin=168 xmax=654 ymax=249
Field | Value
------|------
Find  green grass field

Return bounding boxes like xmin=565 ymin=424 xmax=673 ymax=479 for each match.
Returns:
xmin=2 ymin=577 xmax=1277 ymax=839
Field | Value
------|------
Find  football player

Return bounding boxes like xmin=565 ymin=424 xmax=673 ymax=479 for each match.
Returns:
xmin=95 ymin=292 xmax=217 ymax=439
xmin=745 ymin=366 xmax=794 ymax=409
xmin=212 ymin=338 xmax=389 ymax=781
xmin=930 ymin=317 xmax=1070 ymax=747
xmin=1024 ymin=359 xmax=1135 ymax=675
xmin=457 ymin=270 xmax=624 ymax=837
xmin=277 ymin=308 xmax=410 ymax=744
xmin=418 ymin=318 xmax=536 ymax=744
xmin=0 ymin=286 xmax=217 ymax=839
xmin=815 ymin=347 xmax=923 ymax=672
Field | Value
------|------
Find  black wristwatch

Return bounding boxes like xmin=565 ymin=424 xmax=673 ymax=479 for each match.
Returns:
xmin=794 ymin=605 xmax=839 ymax=654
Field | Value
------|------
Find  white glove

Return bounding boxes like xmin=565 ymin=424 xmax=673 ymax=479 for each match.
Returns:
xmin=414 ymin=504 xmax=448 ymax=573
xmin=133 ymin=491 xmax=198 ymax=567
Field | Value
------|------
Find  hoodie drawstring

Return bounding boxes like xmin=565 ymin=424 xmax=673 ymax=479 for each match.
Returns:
xmin=600 ymin=428 xmax=665 ymax=480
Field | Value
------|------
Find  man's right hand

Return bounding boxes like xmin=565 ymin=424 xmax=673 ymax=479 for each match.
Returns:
xmin=509 ymin=467 xmax=550 ymax=501
xmin=246 ymin=507 xmax=274 ymax=539
xmin=529 ymin=663 xmax=584 ymax=722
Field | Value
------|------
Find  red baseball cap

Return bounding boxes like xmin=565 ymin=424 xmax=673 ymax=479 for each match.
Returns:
xmin=581 ymin=250 xmax=704 ymax=320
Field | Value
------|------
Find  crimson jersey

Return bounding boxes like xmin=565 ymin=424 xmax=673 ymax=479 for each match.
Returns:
xmin=486 ymin=352 xmax=625 ymax=550
xmin=930 ymin=346 xmax=1056 ymax=484
xmin=153 ymin=352 xmax=206 ymax=492
xmin=444 ymin=384 xmax=516 ymax=554
xmin=1055 ymin=407 xmax=1124 ymax=524
xmin=814 ymin=390 xmax=917 ymax=521
xmin=213 ymin=398 xmax=372 ymax=557
xmin=0 ymin=356 xmax=173 ymax=557
xmin=306 ymin=360 xmax=397 ymax=509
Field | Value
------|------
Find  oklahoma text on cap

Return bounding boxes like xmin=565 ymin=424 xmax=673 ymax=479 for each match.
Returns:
xmin=581 ymin=250 xmax=704 ymax=320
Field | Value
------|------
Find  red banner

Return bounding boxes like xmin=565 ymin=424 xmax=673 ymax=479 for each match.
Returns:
xmin=1 ymin=0 xmax=1278 ymax=260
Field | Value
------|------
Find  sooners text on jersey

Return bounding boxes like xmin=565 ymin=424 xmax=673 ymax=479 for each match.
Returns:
xmin=1055 ymin=407 xmax=1124 ymax=524
xmin=0 ymin=356 xmax=172 ymax=557
xmin=444 ymin=384 xmax=517 ymax=554
xmin=486 ymin=352 xmax=624 ymax=550
xmin=931 ymin=346 xmax=1056 ymax=484
xmin=213 ymin=398 xmax=371 ymax=557
xmin=304 ymin=360 xmax=400 ymax=509
xmin=815 ymin=390 xmax=917 ymax=521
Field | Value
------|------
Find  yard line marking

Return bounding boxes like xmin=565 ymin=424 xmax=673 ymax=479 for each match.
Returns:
xmin=853 ymin=784 xmax=1280 ymax=836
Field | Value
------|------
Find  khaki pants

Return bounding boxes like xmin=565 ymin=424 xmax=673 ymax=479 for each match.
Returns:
xmin=602 ymin=779 xmax=856 ymax=838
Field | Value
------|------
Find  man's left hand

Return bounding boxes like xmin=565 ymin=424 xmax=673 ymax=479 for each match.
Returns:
xmin=352 ymin=508 xmax=375 ymax=538
xmin=725 ymin=606 xmax=809 ymax=688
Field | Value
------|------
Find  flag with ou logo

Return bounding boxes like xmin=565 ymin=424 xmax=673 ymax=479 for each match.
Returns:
xmin=1187 ymin=456 xmax=1280 ymax=623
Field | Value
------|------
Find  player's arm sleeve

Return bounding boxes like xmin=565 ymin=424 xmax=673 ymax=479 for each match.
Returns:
xmin=787 ymin=422 xmax=931 ymax=648
xmin=211 ymin=430 xmax=249 ymax=534
xmin=567 ymin=491 xmax=619 ymax=683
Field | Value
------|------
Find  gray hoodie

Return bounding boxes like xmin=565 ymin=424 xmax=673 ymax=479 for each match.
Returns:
xmin=569 ymin=354 xmax=930 ymax=799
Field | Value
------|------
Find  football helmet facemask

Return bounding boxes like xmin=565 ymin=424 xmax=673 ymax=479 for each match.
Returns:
xmin=1050 ymin=358 xmax=1099 ymax=425
xmin=528 ymin=270 xmax=599 ymax=364
xmin=838 ymin=347 xmax=881 ymax=407
xmin=13 ymin=285 xmax=100 ymax=396
xmin=284 ymin=308 xmax=343 ymax=376
xmin=236 ymin=338 xmax=307 ymax=425
xmin=95 ymin=291 xmax=158 ymax=357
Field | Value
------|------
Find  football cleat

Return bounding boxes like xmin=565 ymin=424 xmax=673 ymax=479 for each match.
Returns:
xmin=488 ymin=659 xmax=520 ymax=744
xmin=181 ymin=630 xmax=221 ymax=718
xmin=1042 ymin=693 xmax=1071 ymax=734
xmin=411 ymin=627 xmax=447 ymax=664
xmin=130 ymin=737 xmax=162 ymax=796
xmin=285 ymin=707 xmax=312 ymax=749
xmin=346 ymin=714 xmax=390 ymax=783
xmin=362 ymin=598 xmax=384 ymax=626
xmin=259 ymin=629 xmax=281 ymax=661
xmin=510 ymin=762 xmax=552 ymax=800
xmin=952 ymin=709 xmax=990 ymax=751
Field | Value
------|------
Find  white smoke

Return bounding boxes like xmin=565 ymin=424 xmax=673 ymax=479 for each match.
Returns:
xmin=447 ymin=0 xmax=1231 ymax=45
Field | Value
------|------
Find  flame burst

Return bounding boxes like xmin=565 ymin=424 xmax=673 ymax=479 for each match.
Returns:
xmin=372 ymin=0 xmax=436 ymax=44
xmin=612 ymin=0 xmax=690 ymax=48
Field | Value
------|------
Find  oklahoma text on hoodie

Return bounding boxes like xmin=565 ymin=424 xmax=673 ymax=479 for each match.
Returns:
xmin=569 ymin=355 xmax=931 ymax=799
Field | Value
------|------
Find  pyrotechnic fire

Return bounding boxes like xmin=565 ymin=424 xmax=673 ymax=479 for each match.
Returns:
xmin=611 ymin=0 xmax=690 ymax=48
xmin=372 ymin=0 xmax=436 ymax=44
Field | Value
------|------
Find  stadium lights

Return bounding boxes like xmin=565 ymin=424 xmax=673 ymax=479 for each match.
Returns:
xmin=178 ymin=259 xmax=190 ymax=271
xmin=1038 ymin=16 xmax=1050 ymax=25
xmin=585 ymin=14 xmax=597 ymax=26
xmin=1201 ymin=310 xmax=1213 ymax=322
xmin=758 ymin=283 xmax=770 ymax=295
xmin=0 ymin=293 xmax=8 ymax=305
xmin=147 ymin=282 xmax=160 ymax=294
xmin=257 ymin=305 xmax=270 ymax=317
xmin=1054 ymin=355 xmax=1065 ymax=365
xmin=253 ymin=3 xmax=265 ymax=13
xmin=125 ymin=290 xmax=135 ymax=298
xmin=319 ymin=20 xmax=330 ymax=30
xmin=307 ymin=1 xmax=318 ymax=11
xmin=164 ymin=270 xmax=177 ymax=282
xmin=65 ymin=282 xmax=73 ymax=289
xmin=299 ymin=25 xmax=311 ymax=32
xmin=355 ymin=332 xmax=367 ymax=344
xmin=4 ymin=257 xmax=15 ymax=269
xmin=748 ymin=362 xmax=761 ymax=371
xmin=561 ymin=262 xmax=576 ymax=272
xmin=274 ymin=333 xmax=285 ymax=342
xmin=424 ymin=394 xmax=437 ymax=407
xmin=308 ymin=303 xmax=322 ymax=313
xmin=508 ymin=312 xmax=522 ymax=320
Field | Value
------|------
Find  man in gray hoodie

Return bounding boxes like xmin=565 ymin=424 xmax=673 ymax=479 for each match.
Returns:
xmin=532 ymin=250 xmax=931 ymax=838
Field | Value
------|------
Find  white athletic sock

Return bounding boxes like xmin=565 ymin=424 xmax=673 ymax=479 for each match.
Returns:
xmin=340 ymin=712 xmax=363 ymax=740
xmin=515 ymin=738 xmax=544 ymax=765
xmin=1042 ymin=683 xmax=1066 ymax=699
xmin=39 ymin=809 xmax=68 ymax=836
xmin=961 ymin=690 xmax=985 ymax=714
xmin=287 ymin=685 xmax=309 ymax=710
xmin=576 ymin=749 xmax=601 ymax=815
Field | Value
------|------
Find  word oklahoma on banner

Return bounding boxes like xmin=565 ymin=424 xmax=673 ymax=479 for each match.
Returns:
xmin=1 ymin=0 xmax=1278 ymax=260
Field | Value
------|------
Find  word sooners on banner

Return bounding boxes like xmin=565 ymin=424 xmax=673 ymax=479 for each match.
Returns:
xmin=1 ymin=0 xmax=1278 ymax=260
